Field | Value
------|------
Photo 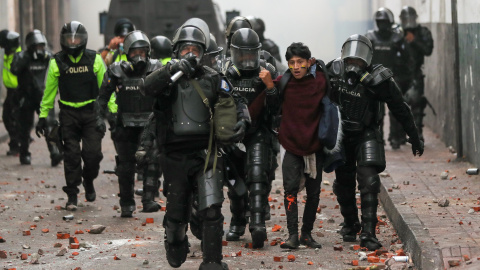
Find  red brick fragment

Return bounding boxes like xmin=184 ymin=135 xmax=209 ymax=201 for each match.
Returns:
xmin=41 ymin=229 xmax=49 ymax=233
xmin=57 ymin=233 xmax=70 ymax=239
xmin=235 ymin=250 xmax=242 ymax=257
xmin=222 ymin=240 xmax=228 ymax=246
xmin=396 ymin=249 xmax=406 ymax=256
xmin=70 ymin=243 xmax=80 ymax=249
xmin=272 ymin=224 xmax=282 ymax=232
xmin=75 ymin=230 xmax=84 ymax=234
xmin=273 ymin=256 xmax=283 ymax=262
xmin=270 ymin=239 xmax=278 ymax=246
xmin=307 ymin=261 xmax=314 ymax=265
xmin=23 ymin=230 xmax=31 ymax=236
xmin=287 ymin=254 xmax=295 ymax=262
xmin=0 ymin=250 xmax=7 ymax=258
xmin=113 ymin=255 xmax=121 ymax=260
xmin=20 ymin=253 xmax=28 ymax=260
xmin=352 ymin=260 xmax=359 ymax=266
xmin=367 ymin=256 xmax=380 ymax=263
xmin=72 ymin=252 xmax=79 ymax=256
xmin=160 ymin=207 xmax=166 ymax=211
xmin=131 ymin=253 xmax=136 ymax=257
xmin=146 ymin=218 xmax=154 ymax=224
xmin=333 ymin=244 xmax=343 ymax=251
xmin=463 ymin=254 xmax=470 ymax=261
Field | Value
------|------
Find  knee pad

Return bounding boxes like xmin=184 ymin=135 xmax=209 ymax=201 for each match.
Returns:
xmin=357 ymin=139 xmax=385 ymax=172
xmin=200 ymin=205 xmax=222 ymax=221
xmin=197 ymin=168 xmax=224 ymax=212
xmin=358 ymin=175 xmax=381 ymax=194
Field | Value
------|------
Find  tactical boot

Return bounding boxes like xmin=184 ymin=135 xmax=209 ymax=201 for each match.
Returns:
xmin=280 ymin=233 xmax=299 ymax=249
xmin=225 ymin=225 xmax=245 ymax=241
xmin=300 ymin=231 xmax=323 ymax=249
xmin=199 ymin=261 xmax=229 ymax=270
xmin=165 ymin=236 xmax=189 ymax=268
xmin=51 ymin=152 xmax=63 ymax=167
xmin=20 ymin=154 xmax=31 ymax=165
xmin=83 ymin=180 xmax=96 ymax=202
xmin=141 ymin=190 xmax=160 ymax=212
xmin=134 ymin=189 xmax=143 ymax=196
xmin=250 ymin=213 xmax=267 ymax=249
xmin=66 ymin=194 xmax=78 ymax=211
xmin=340 ymin=221 xmax=361 ymax=242
xmin=359 ymin=191 xmax=382 ymax=250
xmin=120 ymin=205 xmax=135 ymax=218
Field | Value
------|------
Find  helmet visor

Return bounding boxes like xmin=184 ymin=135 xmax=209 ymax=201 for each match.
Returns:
xmin=178 ymin=42 xmax=204 ymax=62
xmin=61 ymin=33 xmax=87 ymax=49
xmin=341 ymin=40 xmax=372 ymax=66
xmin=400 ymin=15 xmax=417 ymax=29
xmin=231 ymin=47 xmax=260 ymax=70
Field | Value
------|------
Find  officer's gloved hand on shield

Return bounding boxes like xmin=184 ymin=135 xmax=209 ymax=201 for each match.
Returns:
xmin=35 ymin=118 xmax=48 ymax=138
xmin=229 ymin=119 xmax=247 ymax=143
xmin=408 ymin=136 xmax=424 ymax=156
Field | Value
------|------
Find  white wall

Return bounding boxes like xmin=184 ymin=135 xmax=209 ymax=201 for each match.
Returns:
xmin=70 ymin=0 xmax=110 ymax=51
xmin=215 ymin=0 xmax=373 ymax=62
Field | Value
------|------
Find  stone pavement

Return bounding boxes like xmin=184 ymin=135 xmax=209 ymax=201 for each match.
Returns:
xmin=380 ymin=122 xmax=480 ymax=269
xmin=1 ymin=103 xmax=479 ymax=269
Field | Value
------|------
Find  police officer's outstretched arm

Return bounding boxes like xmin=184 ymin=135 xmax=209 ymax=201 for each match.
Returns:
xmin=373 ymin=77 xmax=424 ymax=156
xmin=143 ymin=64 xmax=175 ymax=97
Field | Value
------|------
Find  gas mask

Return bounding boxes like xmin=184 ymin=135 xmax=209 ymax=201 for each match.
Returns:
xmin=344 ymin=63 xmax=364 ymax=85
xmin=131 ymin=55 xmax=147 ymax=71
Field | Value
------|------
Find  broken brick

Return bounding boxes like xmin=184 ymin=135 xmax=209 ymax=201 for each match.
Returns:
xmin=367 ymin=256 xmax=380 ymax=263
xmin=131 ymin=253 xmax=136 ymax=257
xmin=273 ymin=256 xmax=283 ymax=262
xmin=75 ymin=230 xmax=84 ymax=234
xmin=333 ymin=245 xmax=343 ymax=251
xmin=0 ymin=250 xmax=7 ymax=258
xmin=23 ymin=230 xmax=31 ymax=236
xmin=222 ymin=240 xmax=228 ymax=246
xmin=272 ymin=224 xmax=282 ymax=232
xmin=114 ymin=255 xmax=121 ymax=260
xmin=287 ymin=254 xmax=296 ymax=262
xmin=72 ymin=252 xmax=79 ymax=256
xmin=352 ymin=260 xmax=359 ymax=266
xmin=270 ymin=239 xmax=278 ymax=246
xmin=70 ymin=243 xmax=80 ymax=249
xmin=307 ymin=261 xmax=314 ymax=265
xmin=41 ymin=229 xmax=49 ymax=233
xmin=57 ymin=232 xmax=70 ymax=239
xmin=145 ymin=218 xmax=154 ymax=224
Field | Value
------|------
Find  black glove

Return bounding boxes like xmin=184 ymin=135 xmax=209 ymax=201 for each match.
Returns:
xmin=408 ymin=136 xmax=424 ymax=156
xmin=229 ymin=119 xmax=247 ymax=143
xmin=95 ymin=117 xmax=106 ymax=134
xmin=120 ymin=61 xmax=135 ymax=74
xmin=35 ymin=118 xmax=48 ymax=138
xmin=170 ymin=57 xmax=196 ymax=78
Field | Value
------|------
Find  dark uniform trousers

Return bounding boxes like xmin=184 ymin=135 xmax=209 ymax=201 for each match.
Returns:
xmin=60 ymin=104 xmax=103 ymax=195
xmin=113 ymin=124 xmax=143 ymax=207
xmin=282 ymin=150 xmax=323 ymax=235
xmin=3 ymin=87 xmax=20 ymax=151
xmin=18 ymin=103 xmax=57 ymax=156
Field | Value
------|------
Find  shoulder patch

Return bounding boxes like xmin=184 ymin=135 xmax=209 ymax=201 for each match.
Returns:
xmin=220 ymin=79 xmax=230 ymax=92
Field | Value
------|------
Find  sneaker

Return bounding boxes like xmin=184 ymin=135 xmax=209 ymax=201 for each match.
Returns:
xmin=66 ymin=194 xmax=78 ymax=211
xmin=280 ymin=233 xmax=299 ymax=249
xmin=299 ymin=232 xmax=322 ymax=249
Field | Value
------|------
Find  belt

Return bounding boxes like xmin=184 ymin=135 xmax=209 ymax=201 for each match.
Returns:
xmin=59 ymin=102 xmax=94 ymax=111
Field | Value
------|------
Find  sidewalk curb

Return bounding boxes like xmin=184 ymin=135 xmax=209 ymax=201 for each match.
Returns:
xmin=379 ymin=176 xmax=444 ymax=270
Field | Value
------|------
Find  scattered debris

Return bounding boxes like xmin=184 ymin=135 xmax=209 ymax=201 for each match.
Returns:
xmin=440 ymin=172 xmax=449 ymax=180
xmin=438 ymin=199 xmax=450 ymax=207
xmin=88 ymin=225 xmax=106 ymax=234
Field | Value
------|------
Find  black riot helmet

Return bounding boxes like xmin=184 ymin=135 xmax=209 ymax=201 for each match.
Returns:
xmin=1 ymin=30 xmax=20 ymax=54
xmin=60 ymin=21 xmax=88 ymax=57
xmin=247 ymin=16 xmax=266 ymax=40
xmin=375 ymin=7 xmax=394 ymax=32
xmin=400 ymin=6 xmax=418 ymax=30
xmin=150 ymin=36 xmax=172 ymax=60
xmin=202 ymin=33 xmax=223 ymax=69
xmin=225 ymin=16 xmax=252 ymax=46
xmin=123 ymin=30 xmax=150 ymax=71
xmin=25 ymin=29 xmax=47 ymax=58
xmin=172 ymin=18 xmax=210 ymax=62
xmin=341 ymin=34 xmax=373 ymax=82
xmin=114 ymin=18 xmax=136 ymax=37
xmin=230 ymin=28 xmax=261 ymax=71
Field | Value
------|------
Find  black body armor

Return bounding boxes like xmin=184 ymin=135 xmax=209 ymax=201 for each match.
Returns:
xmin=55 ymin=49 xmax=99 ymax=102
xmin=365 ymin=30 xmax=404 ymax=70
xmin=110 ymin=59 xmax=161 ymax=127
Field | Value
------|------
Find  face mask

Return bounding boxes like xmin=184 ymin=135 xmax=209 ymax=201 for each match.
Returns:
xmin=33 ymin=49 xmax=46 ymax=59
xmin=182 ymin=52 xmax=201 ymax=64
xmin=130 ymin=55 xmax=147 ymax=71
xmin=345 ymin=64 xmax=364 ymax=85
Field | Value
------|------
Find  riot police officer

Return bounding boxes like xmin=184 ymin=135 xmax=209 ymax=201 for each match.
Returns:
xmin=247 ymin=16 xmax=282 ymax=63
xmin=97 ymin=30 xmax=162 ymax=217
xmin=143 ymin=18 xmax=249 ymax=270
xmin=223 ymin=28 xmax=278 ymax=249
xmin=328 ymin=35 xmax=424 ymax=250
xmin=10 ymin=30 xmax=62 ymax=166
xmin=400 ymin=6 xmax=434 ymax=141
xmin=201 ymin=33 xmax=223 ymax=72
xmin=36 ymin=21 xmax=107 ymax=211
xmin=223 ymin=16 xmax=277 ymax=71
xmin=0 ymin=30 xmax=21 ymax=156
xmin=150 ymin=35 xmax=172 ymax=65
xmin=101 ymin=18 xmax=135 ymax=66
xmin=365 ymin=7 xmax=412 ymax=148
